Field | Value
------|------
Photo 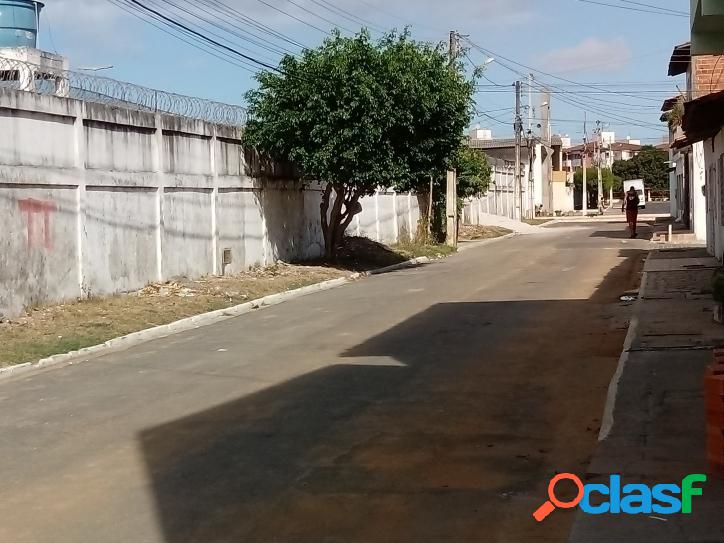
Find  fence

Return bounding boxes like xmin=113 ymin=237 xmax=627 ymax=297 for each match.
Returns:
xmin=462 ymin=161 xmax=531 ymax=224
xmin=0 ymin=86 xmax=418 ymax=318
xmin=0 ymin=56 xmax=248 ymax=126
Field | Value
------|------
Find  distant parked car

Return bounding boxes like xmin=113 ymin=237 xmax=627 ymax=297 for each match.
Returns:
xmin=623 ymin=179 xmax=646 ymax=209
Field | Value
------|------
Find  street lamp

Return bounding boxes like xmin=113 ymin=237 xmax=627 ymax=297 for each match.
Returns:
xmin=76 ymin=65 xmax=114 ymax=72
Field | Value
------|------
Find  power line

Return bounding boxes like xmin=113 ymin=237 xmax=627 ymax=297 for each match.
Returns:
xmin=306 ymin=0 xmax=386 ymax=33
xmin=577 ymin=0 xmax=688 ymax=17
xmin=617 ymin=0 xmax=688 ymax=16
xmin=467 ymin=48 xmax=667 ymax=131
xmin=283 ymin=0 xmax=356 ymax=34
xmin=464 ymin=37 xmax=670 ymax=103
xmin=151 ymin=0 xmax=292 ymax=60
xmin=198 ymin=0 xmax=308 ymax=50
xmin=106 ymin=0 xmax=262 ymax=73
xmin=248 ymin=0 xmax=331 ymax=36
xmin=121 ymin=0 xmax=283 ymax=71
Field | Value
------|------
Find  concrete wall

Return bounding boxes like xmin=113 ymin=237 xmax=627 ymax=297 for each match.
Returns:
xmin=692 ymin=141 xmax=708 ymax=242
xmin=462 ymin=162 xmax=529 ymax=223
xmin=704 ymin=128 xmax=724 ymax=259
xmin=550 ymin=171 xmax=575 ymax=213
xmin=0 ymin=89 xmax=418 ymax=317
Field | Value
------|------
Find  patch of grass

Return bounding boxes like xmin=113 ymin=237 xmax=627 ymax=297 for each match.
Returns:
xmin=522 ymin=218 xmax=552 ymax=226
xmin=0 ymin=264 xmax=346 ymax=368
xmin=459 ymin=225 xmax=512 ymax=241
xmin=1 ymin=237 xmax=462 ymax=368
xmin=392 ymin=241 xmax=457 ymax=260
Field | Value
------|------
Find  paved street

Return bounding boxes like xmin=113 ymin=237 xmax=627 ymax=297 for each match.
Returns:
xmin=0 ymin=221 xmax=650 ymax=543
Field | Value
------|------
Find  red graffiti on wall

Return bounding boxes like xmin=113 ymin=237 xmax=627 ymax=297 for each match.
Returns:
xmin=18 ymin=198 xmax=57 ymax=250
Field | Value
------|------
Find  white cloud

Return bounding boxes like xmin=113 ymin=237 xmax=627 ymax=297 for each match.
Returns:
xmin=537 ymin=37 xmax=632 ymax=74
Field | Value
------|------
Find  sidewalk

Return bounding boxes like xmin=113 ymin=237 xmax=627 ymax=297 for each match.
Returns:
xmin=569 ymin=247 xmax=724 ymax=542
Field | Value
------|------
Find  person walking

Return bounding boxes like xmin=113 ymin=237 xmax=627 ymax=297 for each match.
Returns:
xmin=622 ymin=186 xmax=640 ymax=238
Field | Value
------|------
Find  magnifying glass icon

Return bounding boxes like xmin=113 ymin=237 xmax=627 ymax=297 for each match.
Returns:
xmin=533 ymin=473 xmax=585 ymax=522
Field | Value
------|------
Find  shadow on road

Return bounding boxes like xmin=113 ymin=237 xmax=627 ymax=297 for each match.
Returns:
xmin=138 ymin=249 xmax=647 ymax=543
xmin=589 ymin=224 xmax=653 ymax=240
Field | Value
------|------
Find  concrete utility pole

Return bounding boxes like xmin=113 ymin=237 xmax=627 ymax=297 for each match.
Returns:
xmin=527 ymin=133 xmax=535 ymax=219
xmin=527 ymin=73 xmax=533 ymax=132
xmin=449 ymin=30 xmax=459 ymax=69
xmin=446 ymin=31 xmax=459 ymax=245
xmin=596 ymin=120 xmax=603 ymax=212
xmin=582 ymin=114 xmax=588 ymax=216
xmin=514 ymin=81 xmax=523 ymax=220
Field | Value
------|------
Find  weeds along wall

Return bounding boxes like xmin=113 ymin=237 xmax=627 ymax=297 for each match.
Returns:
xmin=0 ymin=89 xmax=419 ymax=318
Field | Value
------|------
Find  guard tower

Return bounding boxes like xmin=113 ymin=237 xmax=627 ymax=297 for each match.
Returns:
xmin=0 ymin=1 xmax=70 ymax=97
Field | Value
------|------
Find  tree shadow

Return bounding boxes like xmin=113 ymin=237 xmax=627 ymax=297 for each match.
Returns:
xmin=296 ymin=236 xmax=408 ymax=272
xmin=137 ymin=250 xmax=646 ymax=543
xmin=589 ymin=223 xmax=653 ymax=240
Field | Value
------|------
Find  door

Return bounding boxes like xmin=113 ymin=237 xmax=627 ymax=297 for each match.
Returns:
xmin=684 ymin=151 xmax=691 ymax=229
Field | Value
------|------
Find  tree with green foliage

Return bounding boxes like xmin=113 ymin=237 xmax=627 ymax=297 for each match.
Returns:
xmin=386 ymin=37 xmax=477 ymax=239
xmin=453 ymin=147 xmax=492 ymax=199
xmin=612 ymin=146 xmax=669 ymax=190
xmin=243 ymin=30 xmax=475 ymax=259
xmin=573 ymin=167 xmax=621 ymax=193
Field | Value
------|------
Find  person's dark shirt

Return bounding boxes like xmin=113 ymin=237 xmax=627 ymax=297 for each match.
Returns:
xmin=625 ymin=193 xmax=640 ymax=211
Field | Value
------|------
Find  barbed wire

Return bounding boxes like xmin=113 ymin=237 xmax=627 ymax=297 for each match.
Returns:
xmin=0 ymin=56 xmax=247 ymax=126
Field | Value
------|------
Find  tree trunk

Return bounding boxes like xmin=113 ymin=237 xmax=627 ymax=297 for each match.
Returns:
xmin=320 ymin=183 xmax=362 ymax=261
xmin=416 ymin=191 xmax=432 ymax=243
xmin=320 ymin=183 xmax=333 ymax=259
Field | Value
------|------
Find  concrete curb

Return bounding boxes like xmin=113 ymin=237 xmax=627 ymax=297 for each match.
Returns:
xmin=362 ymin=256 xmax=431 ymax=275
xmin=457 ymin=233 xmax=517 ymax=252
xmin=598 ymin=250 xmax=652 ymax=441
xmin=0 ymin=257 xmax=432 ymax=382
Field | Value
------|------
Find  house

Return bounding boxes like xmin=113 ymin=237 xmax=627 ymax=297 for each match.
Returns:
xmin=676 ymin=90 xmax=724 ymax=257
xmin=664 ymin=2 xmax=724 ymax=257
xmin=661 ymin=40 xmax=724 ymax=243
xmin=467 ymin=131 xmax=568 ymax=216
xmin=563 ymin=138 xmax=642 ymax=172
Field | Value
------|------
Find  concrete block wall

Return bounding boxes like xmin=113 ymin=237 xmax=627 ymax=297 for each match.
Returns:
xmin=0 ymin=89 xmax=419 ymax=317
xmin=462 ymin=165 xmax=526 ymax=223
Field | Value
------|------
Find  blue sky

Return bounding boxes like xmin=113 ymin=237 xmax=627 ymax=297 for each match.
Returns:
xmin=41 ymin=0 xmax=690 ymax=143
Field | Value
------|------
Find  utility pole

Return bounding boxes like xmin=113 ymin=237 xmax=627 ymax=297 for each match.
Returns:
xmin=449 ymin=30 xmax=458 ymax=68
xmin=527 ymin=73 xmax=533 ymax=132
xmin=526 ymin=132 xmax=535 ymax=219
xmin=514 ymin=81 xmax=523 ymax=220
xmin=446 ymin=31 xmax=459 ymax=245
xmin=596 ymin=120 xmax=603 ymax=213
xmin=582 ymin=114 xmax=588 ymax=216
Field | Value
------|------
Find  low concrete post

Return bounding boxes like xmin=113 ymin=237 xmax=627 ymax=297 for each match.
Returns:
xmin=446 ymin=170 xmax=457 ymax=247
xmin=392 ymin=190 xmax=399 ymax=243
xmin=374 ymin=190 xmax=380 ymax=242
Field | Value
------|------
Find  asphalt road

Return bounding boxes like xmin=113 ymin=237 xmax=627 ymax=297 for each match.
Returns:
xmin=603 ymin=200 xmax=670 ymax=217
xmin=0 ymin=221 xmax=650 ymax=543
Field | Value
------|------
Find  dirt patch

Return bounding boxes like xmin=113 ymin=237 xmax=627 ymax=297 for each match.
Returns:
xmin=459 ymin=225 xmax=512 ymax=241
xmin=522 ymin=218 xmax=553 ymax=226
xmin=321 ymin=236 xmax=456 ymax=272
xmin=2 ymin=238 xmax=459 ymax=368
xmin=0 ymin=263 xmax=346 ymax=368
